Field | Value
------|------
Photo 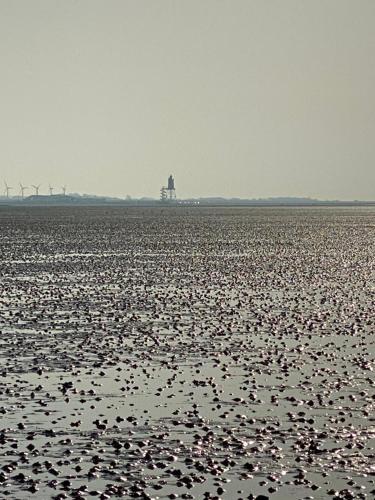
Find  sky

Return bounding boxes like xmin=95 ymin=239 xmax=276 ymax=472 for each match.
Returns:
xmin=0 ymin=0 xmax=374 ymax=200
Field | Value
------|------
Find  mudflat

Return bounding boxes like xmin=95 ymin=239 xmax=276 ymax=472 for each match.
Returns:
xmin=0 ymin=206 xmax=374 ymax=499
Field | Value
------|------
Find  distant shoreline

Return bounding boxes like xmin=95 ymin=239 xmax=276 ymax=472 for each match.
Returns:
xmin=0 ymin=199 xmax=374 ymax=208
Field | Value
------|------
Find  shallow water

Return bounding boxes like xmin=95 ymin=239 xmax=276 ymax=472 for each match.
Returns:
xmin=0 ymin=206 xmax=374 ymax=500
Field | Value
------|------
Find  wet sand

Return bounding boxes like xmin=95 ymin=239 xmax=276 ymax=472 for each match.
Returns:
xmin=0 ymin=206 xmax=374 ymax=499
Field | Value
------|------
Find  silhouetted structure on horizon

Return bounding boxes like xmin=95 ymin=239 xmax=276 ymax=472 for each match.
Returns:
xmin=160 ymin=174 xmax=176 ymax=202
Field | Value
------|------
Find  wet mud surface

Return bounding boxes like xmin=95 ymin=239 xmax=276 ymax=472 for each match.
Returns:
xmin=0 ymin=206 xmax=374 ymax=500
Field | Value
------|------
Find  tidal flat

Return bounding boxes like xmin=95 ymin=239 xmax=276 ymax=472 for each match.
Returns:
xmin=0 ymin=206 xmax=374 ymax=500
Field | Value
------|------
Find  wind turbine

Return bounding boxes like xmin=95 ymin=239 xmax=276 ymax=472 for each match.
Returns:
xmin=62 ymin=185 xmax=67 ymax=196
xmin=49 ymin=184 xmax=54 ymax=196
xmin=19 ymin=183 xmax=28 ymax=199
xmin=32 ymin=184 xmax=41 ymax=196
xmin=4 ymin=181 xmax=13 ymax=198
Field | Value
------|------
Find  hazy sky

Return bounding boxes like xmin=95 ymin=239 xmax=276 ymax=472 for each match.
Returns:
xmin=1 ymin=0 xmax=374 ymax=199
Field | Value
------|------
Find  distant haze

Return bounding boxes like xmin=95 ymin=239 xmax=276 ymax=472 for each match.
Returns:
xmin=1 ymin=0 xmax=374 ymax=200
